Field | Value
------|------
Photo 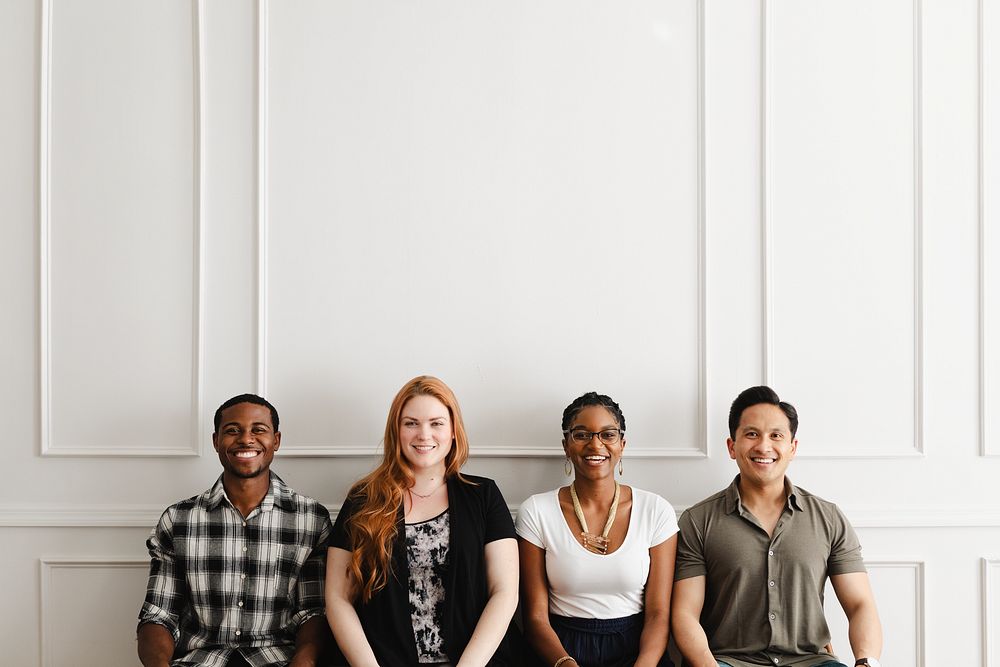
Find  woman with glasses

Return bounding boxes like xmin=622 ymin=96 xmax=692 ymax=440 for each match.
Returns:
xmin=326 ymin=376 xmax=522 ymax=666
xmin=516 ymin=392 xmax=678 ymax=667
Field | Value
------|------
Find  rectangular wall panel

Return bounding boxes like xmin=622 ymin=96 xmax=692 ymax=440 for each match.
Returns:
xmin=987 ymin=558 xmax=1000 ymax=667
xmin=261 ymin=1 xmax=705 ymax=456
xmin=40 ymin=0 xmax=202 ymax=455
xmin=765 ymin=0 xmax=920 ymax=457
xmin=824 ymin=560 xmax=924 ymax=666
xmin=985 ymin=0 xmax=1000 ymax=456
xmin=40 ymin=559 xmax=149 ymax=667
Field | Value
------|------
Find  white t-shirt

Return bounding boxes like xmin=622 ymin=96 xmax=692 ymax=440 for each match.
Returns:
xmin=515 ymin=486 xmax=678 ymax=619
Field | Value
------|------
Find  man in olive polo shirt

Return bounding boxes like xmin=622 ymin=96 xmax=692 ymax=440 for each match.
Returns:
xmin=672 ymin=386 xmax=883 ymax=667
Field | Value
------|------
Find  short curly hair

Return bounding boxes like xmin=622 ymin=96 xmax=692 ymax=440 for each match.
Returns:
xmin=561 ymin=391 xmax=626 ymax=433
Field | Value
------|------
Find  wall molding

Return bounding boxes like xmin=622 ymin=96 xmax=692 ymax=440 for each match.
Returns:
xmin=278 ymin=444 xmax=712 ymax=459
xmin=38 ymin=0 xmax=205 ymax=457
xmin=256 ymin=0 xmax=270 ymax=397
xmin=865 ymin=559 xmax=926 ymax=667
xmin=255 ymin=0 xmax=709 ymax=458
xmin=4 ymin=502 xmax=1000 ymax=529
xmin=760 ymin=0 xmax=925 ymax=458
xmin=985 ymin=558 xmax=1000 ymax=667
xmin=39 ymin=558 xmax=149 ymax=667
xmin=983 ymin=0 xmax=998 ymax=458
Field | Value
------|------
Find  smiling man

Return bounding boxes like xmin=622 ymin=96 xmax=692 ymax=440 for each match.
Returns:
xmin=671 ymin=386 xmax=883 ymax=667
xmin=137 ymin=394 xmax=334 ymax=667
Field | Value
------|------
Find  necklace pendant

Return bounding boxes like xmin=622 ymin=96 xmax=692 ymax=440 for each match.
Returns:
xmin=580 ymin=531 xmax=609 ymax=554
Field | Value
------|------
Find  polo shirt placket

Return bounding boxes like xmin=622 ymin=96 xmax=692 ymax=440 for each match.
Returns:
xmin=736 ymin=501 xmax=797 ymax=666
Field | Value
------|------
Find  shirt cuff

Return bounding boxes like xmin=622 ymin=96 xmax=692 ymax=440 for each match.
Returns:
xmin=137 ymin=603 xmax=180 ymax=643
xmin=290 ymin=607 xmax=325 ymax=630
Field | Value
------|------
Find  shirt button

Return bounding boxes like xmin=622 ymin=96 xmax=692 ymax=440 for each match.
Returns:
xmin=235 ymin=630 xmax=241 ymax=636
xmin=768 ymin=550 xmax=774 ymax=556
xmin=768 ymin=580 xmax=775 ymax=587
xmin=773 ymin=659 xmax=779 ymax=664
xmin=238 ymin=601 xmax=244 ymax=607
xmin=242 ymin=521 xmax=247 ymax=527
xmin=242 ymin=546 xmax=247 ymax=552
xmin=241 ymin=573 xmax=246 ymax=580
xmin=769 ymin=613 xmax=776 ymax=620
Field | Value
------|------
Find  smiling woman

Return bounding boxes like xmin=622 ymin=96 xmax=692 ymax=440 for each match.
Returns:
xmin=325 ymin=376 xmax=524 ymax=666
xmin=516 ymin=392 xmax=679 ymax=667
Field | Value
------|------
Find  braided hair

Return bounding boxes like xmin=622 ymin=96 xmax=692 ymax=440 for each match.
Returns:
xmin=561 ymin=391 xmax=626 ymax=433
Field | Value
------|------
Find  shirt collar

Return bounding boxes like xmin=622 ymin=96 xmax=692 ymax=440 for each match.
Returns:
xmin=204 ymin=472 xmax=294 ymax=512
xmin=725 ymin=474 xmax=803 ymax=514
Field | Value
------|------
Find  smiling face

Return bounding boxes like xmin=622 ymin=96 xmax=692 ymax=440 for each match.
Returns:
xmin=563 ymin=405 xmax=625 ymax=481
xmin=212 ymin=402 xmax=281 ymax=480
xmin=727 ymin=402 xmax=797 ymax=489
xmin=399 ymin=394 xmax=454 ymax=475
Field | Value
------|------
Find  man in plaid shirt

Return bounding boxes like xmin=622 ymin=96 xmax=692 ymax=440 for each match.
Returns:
xmin=138 ymin=394 xmax=335 ymax=667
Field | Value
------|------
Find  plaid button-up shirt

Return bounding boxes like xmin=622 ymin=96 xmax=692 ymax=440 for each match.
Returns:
xmin=138 ymin=473 xmax=332 ymax=667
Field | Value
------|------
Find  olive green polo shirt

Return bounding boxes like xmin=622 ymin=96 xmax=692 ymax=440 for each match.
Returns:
xmin=675 ymin=476 xmax=866 ymax=667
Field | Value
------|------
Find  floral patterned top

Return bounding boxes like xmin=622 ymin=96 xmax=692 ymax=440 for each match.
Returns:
xmin=405 ymin=509 xmax=450 ymax=663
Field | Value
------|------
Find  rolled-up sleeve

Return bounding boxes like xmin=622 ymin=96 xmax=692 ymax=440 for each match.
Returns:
xmin=137 ymin=509 xmax=183 ymax=641
xmin=290 ymin=507 xmax=332 ymax=628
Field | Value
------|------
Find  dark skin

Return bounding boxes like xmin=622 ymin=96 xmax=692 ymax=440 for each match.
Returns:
xmin=137 ymin=402 xmax=329 ymax=667
xmin=520 ymin=405 xmax=675 ymax=667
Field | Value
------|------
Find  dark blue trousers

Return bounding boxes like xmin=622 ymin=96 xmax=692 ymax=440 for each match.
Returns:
xmin=548 ymin=613 xmax=673 ymax=667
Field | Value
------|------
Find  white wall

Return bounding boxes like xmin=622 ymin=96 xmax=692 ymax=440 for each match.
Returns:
xmin=1 ymin=0 xmax=998 ymax=665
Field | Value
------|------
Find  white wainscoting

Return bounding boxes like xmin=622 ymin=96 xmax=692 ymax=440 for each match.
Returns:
xmin=824 ymin=559 xmax=925 ymax=667
xmin=984 ymin=0 xmax=1000 ymax=457
xmin=257 ymin=0 xmax=707 ymax=458
xmin=38 ymin=0 xmax=204 ymax=457
xmin=39 ymin=558 xmax=150 ymax=667
xmin=985 ymin=558 xmax=1000 ymax=667
xmin=762 ymin=0 xmax=923 ymax=459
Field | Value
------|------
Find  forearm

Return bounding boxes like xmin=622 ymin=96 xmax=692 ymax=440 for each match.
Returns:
xmin=455 ymin=588 xmax=518 ymax=667
xmin=524 ymin=613 xmax=574 ymax=666
xmin=290 ymin=616 xmax=328 ymax=667
xmin=326 ymin=597 xmax=379 ymax=667
xmin=671 ymin=612 xmax=716 ymax=667
xmin=137 ymin=622 xmax=175 ymax=667
xmin=847 ymin=602 xmax=883 ymax=661
xmin=633 ymin=608 xmax=669 ymax=667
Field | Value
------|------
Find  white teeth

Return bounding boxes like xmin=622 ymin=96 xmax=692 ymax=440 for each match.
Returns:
xmin=234 ymin=451 xmax=258 ymax=458
xmin=584 ymin=456 xmax=608 ymax=461
xmin=751 ymin=457 xmax=775 ymax=464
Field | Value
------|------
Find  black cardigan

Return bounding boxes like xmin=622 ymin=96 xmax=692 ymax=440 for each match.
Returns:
xmin=330 ymin=474 xmax=523 ymax=666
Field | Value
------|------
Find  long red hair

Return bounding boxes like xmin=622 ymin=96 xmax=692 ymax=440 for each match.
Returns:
xmin=344 ymin=375 xmax=471 ymax=602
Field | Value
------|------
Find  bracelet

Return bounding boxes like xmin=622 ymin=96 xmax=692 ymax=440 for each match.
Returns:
xmin=553 ymin=657 xmax=577 ymax=667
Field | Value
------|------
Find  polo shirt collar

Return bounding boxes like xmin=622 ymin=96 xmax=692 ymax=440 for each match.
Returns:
xmin=725 ymin=474 xmax=803 ymax=514
xmin=785 ymin=477 xmax=804 ymax=512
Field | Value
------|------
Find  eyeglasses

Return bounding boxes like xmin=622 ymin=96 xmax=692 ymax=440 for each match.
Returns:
xmin=563 ymin=428 xmax=624 ymax=445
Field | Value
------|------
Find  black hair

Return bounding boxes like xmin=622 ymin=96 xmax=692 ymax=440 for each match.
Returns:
xmin=727 ymin=385 xmax=797 ymax=439
xmin=561 ymin=391 xmax=626 ymax=433
xmin=213 ymin=393 xmax=279 ymax=433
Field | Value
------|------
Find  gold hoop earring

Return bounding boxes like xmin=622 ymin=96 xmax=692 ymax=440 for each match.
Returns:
xmin=618 ymin=458 xmax=624 ymax=476
xmin=564 ymin=457 xmax=572 ymax=476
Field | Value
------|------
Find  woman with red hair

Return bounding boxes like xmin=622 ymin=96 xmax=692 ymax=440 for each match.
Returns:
xmin=326 ymin=376 xmax=522 ymax=666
